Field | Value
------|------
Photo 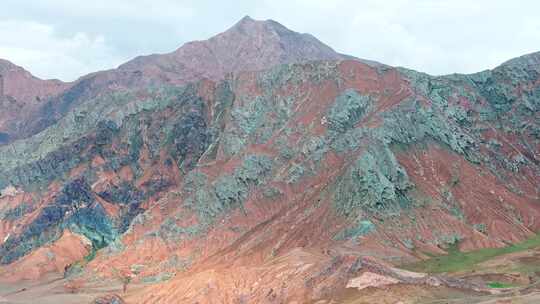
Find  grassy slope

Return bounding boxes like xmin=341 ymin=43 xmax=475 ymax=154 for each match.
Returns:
xmin=403 ymin=234 xmax=540 ymax=273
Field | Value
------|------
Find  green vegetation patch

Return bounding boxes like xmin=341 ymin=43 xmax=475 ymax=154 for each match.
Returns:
xmin=404 ymin=233 xmax=540 ymax=273
xmin=487 ymin=281 xmax=515 ymax=289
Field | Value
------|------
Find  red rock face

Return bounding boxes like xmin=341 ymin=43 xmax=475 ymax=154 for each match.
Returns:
xmin=0 ymin=60 xmax=67 ymax=103
xmin=395 ymin=144 xmax=540 ymax=252
xmin=0 ymin=17 xmax=538 ymax=304
xmin=0 ymin=230 xmax=91 ymax=282
xmin=0 ymin=59 xmax=70 ymax=142
xmin=0 ymin=16 xmax=347 ymax=144
xmin=62 ymin=61 xmax=535 ymax=302
xmin=118 ymin=16 xmax=345 ymax=84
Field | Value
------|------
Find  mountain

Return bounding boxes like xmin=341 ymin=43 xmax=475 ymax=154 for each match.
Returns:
xmin=0 ymin=59 xmax=67 ymax=102
xmin=0 ymin=16 xmax=345 ymax=145
xmin=0 ymin=59 xmax=70 ymax=144
xmin=0 ymin=17 xmax=539 ymax=304
xmin=118 ymin=15 xmax=345 ymax=82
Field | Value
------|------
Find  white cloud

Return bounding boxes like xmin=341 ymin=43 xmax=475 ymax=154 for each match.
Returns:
xmin=1 ymin=0 xmax=539 ymax=80
xmin=252 ymin=0 xmax=540 ymax=74
xmin=28 ymin=0 xmax=196 ymax=28
xmin=0 ymin=20 xmax=127 ymax=81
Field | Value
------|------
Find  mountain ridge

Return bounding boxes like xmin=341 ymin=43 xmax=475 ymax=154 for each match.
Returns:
xmin=0 ymin=16 xmax=538 ymax=304
xmin=0 ymin=16 xmax=347 ymax=145
xmin=116 ymin=15 xmax=345 ymax=82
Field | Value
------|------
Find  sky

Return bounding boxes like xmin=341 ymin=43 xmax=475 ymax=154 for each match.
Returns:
xmin=1 ymin=0 xmax=539 ymax=81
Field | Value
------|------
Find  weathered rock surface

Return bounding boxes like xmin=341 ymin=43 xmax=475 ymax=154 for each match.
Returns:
xmin=0 ymin=17 xmax=538 ymax=304
xmin=91 ymin=294 xmax=125 ymax=304
xmin=0 ymin=16 xmax=347 ymax=145
xmin=0 ymin=59 xmax=70 ymax=143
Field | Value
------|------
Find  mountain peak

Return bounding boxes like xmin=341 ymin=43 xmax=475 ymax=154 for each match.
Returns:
xmin=225 ymin=16 xmax=307 ymax=41
xmin=229 ymin=15 xmax=284 ymax=32
xmin=119 ymin=16 xmax=344 ymax=82
xmin=235 ymin=15 xmax=256 ymax=26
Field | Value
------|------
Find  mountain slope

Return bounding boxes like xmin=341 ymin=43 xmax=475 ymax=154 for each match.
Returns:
xmin=0 ymin=59 xmax=70 ymax=144
xmin=0 ymin=16 xmax=345 ymax=145
xmin=118 ymin=16 xmax=344 ymax=82
xmin=0 ymin=17 xmax=538 ymax=304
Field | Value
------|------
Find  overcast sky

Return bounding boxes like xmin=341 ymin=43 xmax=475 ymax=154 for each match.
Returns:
xmin=1 ymin=0 xmax=539 ymax=81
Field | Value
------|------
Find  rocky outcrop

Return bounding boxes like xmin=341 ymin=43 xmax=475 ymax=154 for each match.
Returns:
xmin=0 ymin=59 xmax=70 ymax=143
xmin=91 ymin=294 xmax=125 ymax=304
xmin=118 ymin=16 xmax=345 ymax=83
xmin=0 ymin=16 xmax=347 ymax=145
xmin=0 ymin=16 xmax=538 ymax=304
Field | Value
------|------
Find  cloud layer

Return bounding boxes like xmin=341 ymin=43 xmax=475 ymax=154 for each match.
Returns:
xmin=1 ymin=0 xmax=539 ymax=81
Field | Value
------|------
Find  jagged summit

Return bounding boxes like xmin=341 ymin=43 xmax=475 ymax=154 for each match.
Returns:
xmin=229 ymin=15 xmax=303 ymax=37
xmin=231 ymin=15 xmax=258 ymax=28
xmin=0 ymin=14 xmax=539 ymax=304
xmin=0 ymin=16 xmax=346 ymax=144
xmin=118 ymin=16 xmax=343 ymax=82
xmin=0 ymin=16 xmax=537 ymax=147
